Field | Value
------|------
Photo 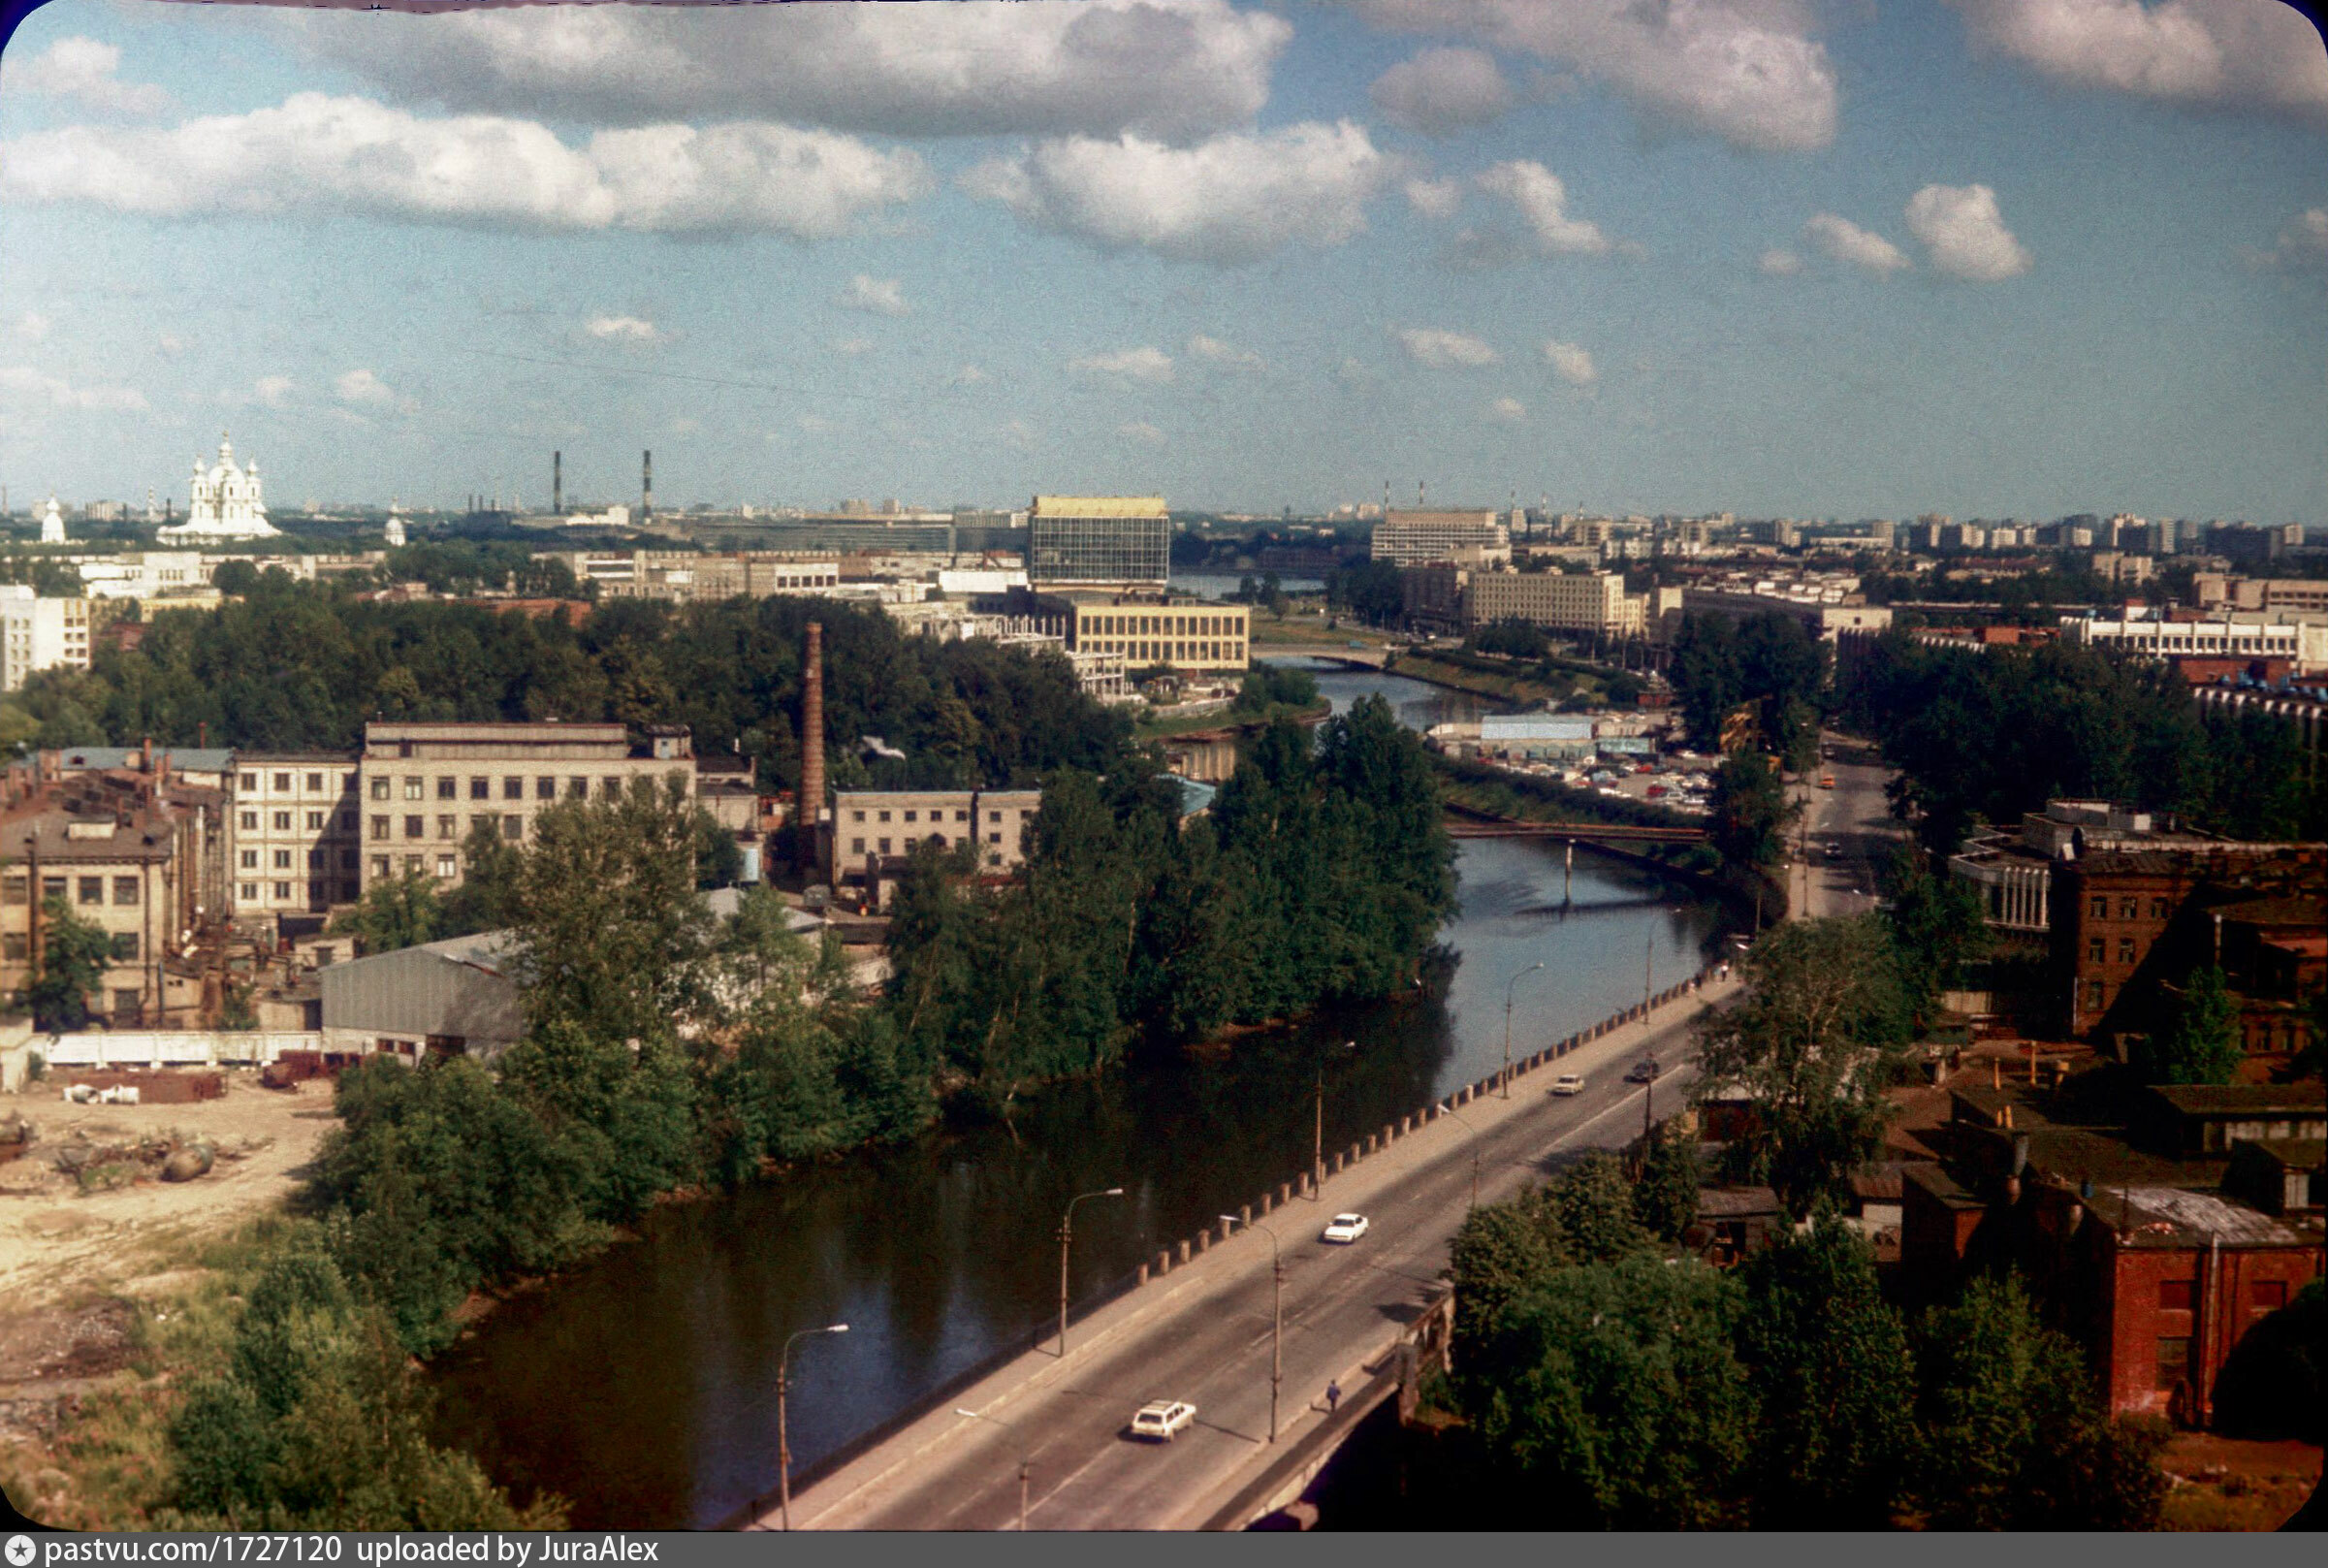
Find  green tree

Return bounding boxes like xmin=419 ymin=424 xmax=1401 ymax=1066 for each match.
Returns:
xmin=1911 ymin=1276 xmax=2169 ymax=1529
xmin=1455 ymin=1251 xmax=1756 ymax=1528
xmin=1735 ymin=1220 xmax=1916 ymax=1526
xmin=1879 ymin=844 xmax=1993 ymax=1020
xmin=14 ymin=894 xmax=112 ymax=1031
xmin=1548 ymin=1153 xmax=1646 ymax=1264
xmin=437 ymin=821 xmax=521 ymax=937
xmin=1693 ymin=917 xmax=1911 ymax=1219
xmin=328 ymin=871 xmax=444 ymax=956
xmin=166 ymin=1232 xmax=564 ymax=1530
xmin=2134 ymin=966 xmax=2245 ymax=1085
xmin=1707 ymin=750 xmax=1792 ymax=873
xmin=1631 ymin=1124 xmax=1702 ymax=1241
xmin=2210 ymin=1279 xmax=2326 ymax=1443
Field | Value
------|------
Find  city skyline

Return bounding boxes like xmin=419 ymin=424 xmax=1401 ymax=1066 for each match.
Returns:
xmin=1 ymin=0 xmax=2324 ymax=523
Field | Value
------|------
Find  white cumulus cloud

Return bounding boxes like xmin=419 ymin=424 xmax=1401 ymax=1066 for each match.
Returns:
xmin=1396 ymin=327 xmax=1500 ymax=368
xmin=1188 ymin=333 xmax=1264 ymax=370
xmin=833 ymin=336 xmax=874 ymax=357
xmin=1759 ymin=246 xmax=1804 ymax=275
xmin=1475 ymin=161 xmax=1612 ymax=255
xmin=1403 ymin=176 xmax=1463 ymax=218
xmin=335 ymin=368 xmax=407 ymax=411
xmin=16 ymin=312 xmax=50 ymax=343
xmin=1803 ymin=211 xmax=1913 ymax=275
xmin=1069 ymin=345 xmax=1176 ymax=383
xmin=284 ymin=1 xmax=1292 ymax=144
xmin=2254 ymin=206 xmax=2328 ymax=272
xmin=586 ymin=314 xmax=662 ymax=342
xmin=1544 ymin=340 xmax=1598 ymax=385
xmin=1371 ymin=47 xmax=1514 ymax=136
xmin=843 ymin=274 xmax=909 ymax=316
xmin=1118 ymin=420 xmax=1167 ymax=445
xmin=1904 ymin=183 xmax=2031 ymax=281
xmin=1357 ymin=0 xmax=1838 ymax=151
xmin=0 ymin=365 xmax=147 ymax=411
xmin=0 ymin=94 xmax=932 ymax=239
xmin=961 ymin=120 xmax=1393 ymax=265
xmin=950 ymin=364 xmax=992 ymax=386
xmin=1488 ymin=396 xmax=1527 ymax=423
xmin=1946 ymin=0 xmax=2328 ymax=129
xmin=254 ymin=375 xmax=296 ymax=408
xmin=2 ymin=36 xmax=171 ymax=115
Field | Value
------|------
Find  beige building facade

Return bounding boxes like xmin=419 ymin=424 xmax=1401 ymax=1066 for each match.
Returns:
xmin=1062 ymin=598 xmax=1250 ymax=672
xmin=825 ymin=787 xmax=1041 ymax=908
xmin=1370 ymin=510 xmax=1512 ymax=568
xmin=355 ymin=722 xmax=696 ymax=892
xmin=1463 ymin=570 xmax=1643 ymax=636
xmin=229 ymin=753 xmax=364 ymax=918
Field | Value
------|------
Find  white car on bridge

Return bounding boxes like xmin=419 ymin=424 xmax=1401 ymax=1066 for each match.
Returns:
xmin=1551 ymin=1073 xmax=1585 ymax=1096
xmin=1321 ymin=1213 xmax=1370 ymax=1244
xmin=1130 ymin=1400 xmax=1196 ymax=1441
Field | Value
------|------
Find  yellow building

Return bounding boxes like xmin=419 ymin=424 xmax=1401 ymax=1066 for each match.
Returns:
xmin=1062 ymin=598 xmax=1250 ymax=672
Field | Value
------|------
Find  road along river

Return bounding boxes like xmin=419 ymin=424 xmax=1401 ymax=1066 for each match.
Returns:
xmin=429 ymin=663 xmax=1730 ymax=1528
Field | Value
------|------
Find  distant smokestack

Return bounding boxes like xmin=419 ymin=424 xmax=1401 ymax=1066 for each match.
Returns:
xmin=642 ymin=450 xmax=653 ymax=523
xmin=553 ymin=451 xmax=562 ymax=515
xmin=799 ymin=622 xmax=825 ymax=875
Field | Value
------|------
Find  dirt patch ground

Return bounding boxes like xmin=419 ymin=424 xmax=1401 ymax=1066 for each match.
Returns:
xmin=0 ymin=1069 xmax=337 ymax=1312
xmin=2159 ymin=1432 xmax=2323 ymax=1531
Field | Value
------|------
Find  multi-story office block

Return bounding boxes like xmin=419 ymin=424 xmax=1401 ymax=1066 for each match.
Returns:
xmin=355 ymin=722 xmax=696 ymax=892
xmin=1027 ymin=496 xmax=1169 ymax=586
xmin=228 ymin=753 xmax=364 ymax=917
xmin=1370 ymin=510 xmax=1511 ymax=568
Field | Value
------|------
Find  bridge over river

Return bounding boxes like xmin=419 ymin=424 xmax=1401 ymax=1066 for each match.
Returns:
xmin=759 ymin=968 xmax=1737 ymax=1532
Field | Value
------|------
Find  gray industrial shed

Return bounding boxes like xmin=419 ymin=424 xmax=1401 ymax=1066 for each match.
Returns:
xmin=318 ymin=931 xmax=527 ymax=1062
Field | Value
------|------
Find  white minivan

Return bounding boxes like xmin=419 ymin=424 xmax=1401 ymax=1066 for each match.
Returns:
xmin=1130 ymin=1400 xmax=1196 ymax=1441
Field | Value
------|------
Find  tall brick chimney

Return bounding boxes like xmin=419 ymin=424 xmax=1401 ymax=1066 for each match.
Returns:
xmin=799 ymin=621 xmax=824 ymax=876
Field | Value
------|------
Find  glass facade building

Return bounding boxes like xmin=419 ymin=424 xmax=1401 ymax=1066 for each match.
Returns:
xmin=1028 ymin=496 xmax=1169 ymax=585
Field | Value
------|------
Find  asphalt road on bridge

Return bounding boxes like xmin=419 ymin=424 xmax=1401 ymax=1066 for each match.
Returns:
xmin=786 ymin=988 xmax=1725 ymax=1532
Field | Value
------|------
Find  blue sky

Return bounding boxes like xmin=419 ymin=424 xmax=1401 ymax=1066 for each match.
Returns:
xmin=0 ymin=0 xmax=2322 ymax=522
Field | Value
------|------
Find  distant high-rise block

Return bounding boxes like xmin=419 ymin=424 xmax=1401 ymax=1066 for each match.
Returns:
xmin=1027 ymin=495 xmax=1168 ymax=586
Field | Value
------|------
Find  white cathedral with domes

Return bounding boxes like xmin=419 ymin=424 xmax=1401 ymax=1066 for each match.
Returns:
xmin=160 ymin=433 xmax=280 ymax=542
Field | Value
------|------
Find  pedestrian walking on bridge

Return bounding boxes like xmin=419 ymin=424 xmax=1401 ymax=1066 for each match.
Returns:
xmin=1326 ymin=1380 xmax=1341 ymax=1415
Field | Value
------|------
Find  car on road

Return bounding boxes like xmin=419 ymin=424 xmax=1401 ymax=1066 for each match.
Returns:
xmin=1818 ymin=774 xmax=1835 ymax=789
xmin=1823 ymin=841 xmax=1842 ymax=858
xmin=1321 ymin=1212 xmax=1370 ymax=1243
xmin=1625 ymin=1057 xmax=1662 ymax=1084
xmin=1550 ymin=1072 xmax=1585 ymax=1096
xmin=1129 ymin=1400 xmax=1196 ymax=1441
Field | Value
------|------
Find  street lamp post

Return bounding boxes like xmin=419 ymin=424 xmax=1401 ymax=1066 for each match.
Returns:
xmin=1313 ymin=1040 xmax=1356 ymax=1199
xmin=776 ymin=1322 xmax=848 ymax=1531
xmin=1503 ymin=964 xmax=1544 ymax=1099
xmin=1441 ymin=1104 xmax=1483 ymax=1210
xmin=953 ymin=1408 xmax=1030 ymax=1531
xmin=1220 ymin=1215 xmax=1284 ymax=1443
xmin=1057 ymin=1187 xmax=1124 ymax=1357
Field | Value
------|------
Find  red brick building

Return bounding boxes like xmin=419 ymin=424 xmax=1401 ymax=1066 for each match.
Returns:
xmin=1900 ymin=1081 xmax=2326 ymax=1424
xmin=2051 ymin=844 xmax=2327 ymax=1051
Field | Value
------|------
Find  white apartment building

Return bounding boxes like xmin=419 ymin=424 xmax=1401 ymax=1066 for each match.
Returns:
xmin=1463 ymin=569 xmax=1643 ymax=636
xmin=76 ymin=552 xmax=208 ymax=600
xmin=541 ymin=550 xmax=842 ymax=602
xmin=228 ymin=753 xmax=365 ymax=919
xmin=355 ymin=721 xmax=697 ymax=892
xmin=1370 ymin=510 xmax=1512 ymax=568
xmin=0 ymin=588 xmax=91 ymax=690
xmin=2058 ymin=610 xmax=2328 ymax=673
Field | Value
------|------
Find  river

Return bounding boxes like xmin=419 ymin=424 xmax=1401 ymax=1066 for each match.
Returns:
xmin=428 ymin=662 xmax=1725 ymax=1528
